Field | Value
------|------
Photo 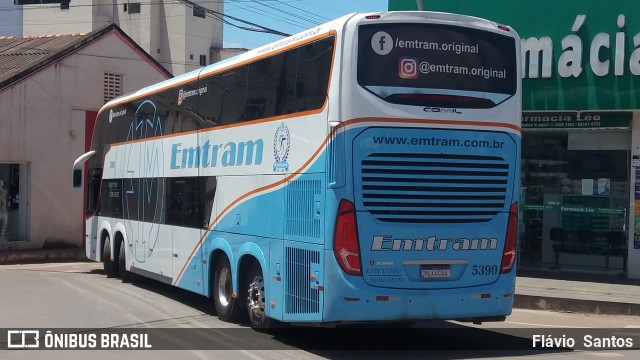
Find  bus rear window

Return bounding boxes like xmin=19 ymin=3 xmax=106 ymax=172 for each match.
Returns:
xmin=357 ymin=23 xmax=517 ymax=108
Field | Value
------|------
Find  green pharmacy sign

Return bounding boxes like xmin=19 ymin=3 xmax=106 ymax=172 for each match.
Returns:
xmin=522 ymin=111 xmax=631 ymax=129
xmin=522 ymin=204 xmax=626 ymax=215
xmin=390 ymin=0 xmax=640 ymax=111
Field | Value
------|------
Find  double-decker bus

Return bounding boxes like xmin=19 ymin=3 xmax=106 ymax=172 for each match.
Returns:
xmin=73 ymin=11 xmax=521 ymax=328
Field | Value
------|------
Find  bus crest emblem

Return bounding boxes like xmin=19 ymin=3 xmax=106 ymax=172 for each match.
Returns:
xmin=273 ymin=122 xmax=290 ymax=172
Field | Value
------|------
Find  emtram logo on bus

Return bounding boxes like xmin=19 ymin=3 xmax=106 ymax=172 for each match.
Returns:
xmin=372 ymin=235 xmax=498 ymax=251
xmin=109 ymin=108 xmax=127 ymax=123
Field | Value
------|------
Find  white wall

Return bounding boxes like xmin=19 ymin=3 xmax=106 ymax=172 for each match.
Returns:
xmin=113 ymin=0 xmax=223 ymax=75
xmin=20 ymin=1 xmax=223 ymax=75
xmin=0 ymin=30 xmax=169 ymax=250
xmin=22 ymin=0 xmax=107 ymax=36
xmin=185 ymin=1 xmax=223 ymax=72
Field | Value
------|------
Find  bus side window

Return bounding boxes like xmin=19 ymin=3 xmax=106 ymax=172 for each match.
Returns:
xmin=202 ymin=74 xmax=224 ymax=125
xmin=167 ymin=109 xmax=202 ymax=135
xmin=245 ymin=54 xmax=284 ymax=121
xmin=220 ymin=68 xmax=248 ymax=125
xmin=200 ymin=176 xmax=216 ymax=228
xmin=98 ymin=179 xmax=122 ymax=218
xmin=295 ymin=38 xmax=333 ymax=112
xmin=163 ymin=110 xmax=176 ymax=134
xmin=276 ymin=50 xmax=298 ymax=116
xmin=86 ymin=168 xmax=102 ymax=216
xmin=166 ymin=176 xmax=216 ymax=229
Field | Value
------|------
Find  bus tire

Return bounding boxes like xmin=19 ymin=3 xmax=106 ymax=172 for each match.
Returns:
xmin=213 ymin=256 xmax=242 ymax=322
xmin=102 ymin=237 xmax=117 ymax=278
xmin=246 ymin=262 xmax=272 ymax=329
xmin=118 ymin=239 xmax=132 ymax=283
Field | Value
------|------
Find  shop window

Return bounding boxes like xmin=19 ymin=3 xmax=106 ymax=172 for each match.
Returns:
xmin=520 ymin=131 xmax=630 ymax=274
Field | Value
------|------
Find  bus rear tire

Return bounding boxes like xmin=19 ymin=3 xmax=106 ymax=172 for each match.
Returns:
xmin=213 ymin=256 xmax=242 ymax=322
xmin=102 ymin=237 xmax=117 ymax=278
xmin=118 ymin=239 xmax=132 ymax=283
xmin=246 ymin=262 xmax=272 ymax=330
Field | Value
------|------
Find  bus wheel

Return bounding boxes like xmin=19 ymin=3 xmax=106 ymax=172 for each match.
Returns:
xmin=246 ymin=262 xmax=271 ymax=329
xmin=118 ymin=239 xmax=132 ymax=283
xmin=102 ymin=237 xmax=117 ymax=278
xmin=213 ymin=256 xmax=242 ymax=322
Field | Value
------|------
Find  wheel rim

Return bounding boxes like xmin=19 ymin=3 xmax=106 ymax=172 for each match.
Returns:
xmin=247 ymin=274 xmax=266 ymax=318
xmin=217 ymin=266 xmax=232 ymax=307
xmin=103 ymin=238 xmax=110 ymax=261
xmin=119 ymin=240 xmax=126 ymax=272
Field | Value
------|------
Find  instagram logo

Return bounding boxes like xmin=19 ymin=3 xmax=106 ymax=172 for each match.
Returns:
xmin=398 ymin=57 xmax=418 ymax=79
xmin=178 ymin=89 xmax=184 ymax=105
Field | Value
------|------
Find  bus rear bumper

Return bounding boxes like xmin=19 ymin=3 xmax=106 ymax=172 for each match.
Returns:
xmin=321 ymin=257 xmax=516 ymax=323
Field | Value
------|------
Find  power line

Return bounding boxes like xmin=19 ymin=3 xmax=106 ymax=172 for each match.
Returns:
xmin=226 ymin=0 xmax=333 ymax=34
xmin=226 ymin=1 xmax=311 ymax=30
xmin=293 ymin=0 xmax=353 ymax=18
xmin=1 ymin=1 xmax=293 ymax=36
xmin=1 ymin=1 xmax=315 ymax=51
xmin=0 ymin=0 xmax=299 ymax=11
xmin=261 ymin=0 xmax=331 ymax=24
xmin=248 ymin=0 xmax=319 ymax=27
xmin=175 ymin=0 xmax=291 ymax=36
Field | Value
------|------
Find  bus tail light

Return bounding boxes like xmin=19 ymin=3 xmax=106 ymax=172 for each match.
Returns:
xmin=333 ymin=199 xmax=362 ymax=276
xmin=501 ymin=202 xmax=518 ymax=274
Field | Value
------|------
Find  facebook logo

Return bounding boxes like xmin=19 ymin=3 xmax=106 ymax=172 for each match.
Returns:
xmin=371 ymin=31 xmax=393 ymax=55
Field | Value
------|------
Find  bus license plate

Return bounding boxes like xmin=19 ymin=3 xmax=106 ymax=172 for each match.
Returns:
xmin=420 ymin=265 xmax=451 ymax=279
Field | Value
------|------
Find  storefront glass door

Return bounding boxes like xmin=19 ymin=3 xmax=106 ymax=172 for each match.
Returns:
xmin=521 ymin=131 xmax=630 ymax=275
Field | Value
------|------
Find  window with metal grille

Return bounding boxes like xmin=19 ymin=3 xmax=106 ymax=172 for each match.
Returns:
xmin=103 ymin=73 xmax=122 ymax=103
xmin=193 ymin=5 xmax=206 ymax=18
xmin=125 ymin=2 xmax=141 ymax=14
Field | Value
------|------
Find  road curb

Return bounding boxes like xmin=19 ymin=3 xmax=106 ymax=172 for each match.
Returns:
xmin=0 ymin=248 xmax=87 ymax=265
xmin=514 ymin=294 xmax=640 ymax=316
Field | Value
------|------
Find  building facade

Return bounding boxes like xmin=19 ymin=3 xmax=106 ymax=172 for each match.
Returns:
xmin=0 ymin=0 xmax=22 ymax=37
xmin=0 ymin=24 xmax=171 ymax=251
xmin=390 ymin=0 xmax=640 ymax=279
xmin=7 ymin=0 xmax=222 ymax=75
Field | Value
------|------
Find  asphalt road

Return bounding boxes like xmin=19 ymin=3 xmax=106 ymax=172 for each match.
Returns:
xmin=1 ymin=262 xmax=638 ymax=359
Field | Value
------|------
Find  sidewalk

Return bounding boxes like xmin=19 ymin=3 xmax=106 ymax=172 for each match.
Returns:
xmin=0 ymin=247 xmax=86 ymax=264
xmin=514 ymin=269 xmax=640 ymax=316
xmin=0 ymin=248 xmax=638 ymax=316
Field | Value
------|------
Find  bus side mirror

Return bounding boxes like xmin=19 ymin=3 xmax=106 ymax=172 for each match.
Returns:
xmin=73 ymin=169 xmax=83 ymax=188
xmin=72 ymin=150 xmax=96 ymax=189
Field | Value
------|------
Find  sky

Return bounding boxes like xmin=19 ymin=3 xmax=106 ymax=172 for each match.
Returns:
xmin=223 ymin=0 xmax=390 ymax=49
